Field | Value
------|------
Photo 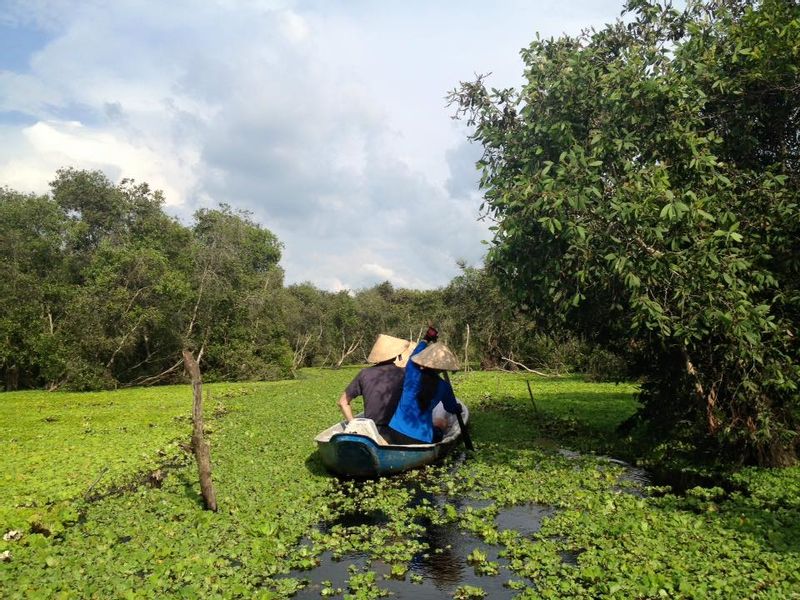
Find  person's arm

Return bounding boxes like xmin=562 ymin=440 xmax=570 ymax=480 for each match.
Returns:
xmin=339 ymin=374 xmax=362 ymax=422
xmin=439 ymin=380 xmax=462 ymax=415
xmin=403 ymin=325 xmax=437 ymax=376
xmin=338 ymin=391 xmax=355 ymax=422
xmin=410 ymin=340 xmax=427 ymax=358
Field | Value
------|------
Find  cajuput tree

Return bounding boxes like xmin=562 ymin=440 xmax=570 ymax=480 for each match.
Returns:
xmin=189 ymin=205 xmax=292 ymax=381
xmin=449 ymin=0 xmax=799 ymax=465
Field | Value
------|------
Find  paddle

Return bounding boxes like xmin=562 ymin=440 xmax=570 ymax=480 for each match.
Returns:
xmin=443 ymin=371 xmax=474 ymax=452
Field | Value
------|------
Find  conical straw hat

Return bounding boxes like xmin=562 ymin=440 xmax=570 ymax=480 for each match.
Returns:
xmin=411 ymin=342 xmax=460 ymax=371
xmin=394 ymin=339 xmax=416 ymax=368
xmin=368 ymin=334 xmax=412 ymax=364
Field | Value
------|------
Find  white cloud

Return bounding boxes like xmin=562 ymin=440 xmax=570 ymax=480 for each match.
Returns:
xmin=279 ymin=10 xmax=310 ymax=42
xmin=0 ymin=120 xmax=197 ymax=205
xmin=0 ymin=0 xmax=623 ymax=290
xmin=361 ymin=263 xmax=394 ymax=281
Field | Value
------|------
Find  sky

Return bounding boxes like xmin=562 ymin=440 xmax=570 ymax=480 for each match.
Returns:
xmin=0 ymin=0 xmax=624 ymax=291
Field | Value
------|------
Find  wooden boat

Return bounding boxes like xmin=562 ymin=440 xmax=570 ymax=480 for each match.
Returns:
xmin=314 ymin=401 xmax=469 ymax=477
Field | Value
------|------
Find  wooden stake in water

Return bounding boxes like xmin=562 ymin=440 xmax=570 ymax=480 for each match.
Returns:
xmin=182 ymin=349 xmax=218 ymax=511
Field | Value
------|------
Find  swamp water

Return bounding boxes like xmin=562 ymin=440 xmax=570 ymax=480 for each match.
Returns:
xmin=288 ymin=493 xmax=527 ymax=599
xmin=286 ymin=450 xmax=651 ymax=598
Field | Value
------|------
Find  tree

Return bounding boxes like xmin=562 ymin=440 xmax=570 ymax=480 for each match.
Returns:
xmin=0 ymin=189 xmax=70 ymax=389
xmin=449 ymin=0 xmax=800 ymax=465
xmin=51 ymin=170 xmax=192 ymax=389
xmin=0 ymin=171 xmax=294 ymax=390
xmin=188 ymin=205 xmax=291 ymax=381
xmin=283 ymin=283 xmax=331 ymax=368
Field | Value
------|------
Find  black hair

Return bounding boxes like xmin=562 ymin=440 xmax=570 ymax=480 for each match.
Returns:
xmin=417 ymin=371 xmax=440 ymax=412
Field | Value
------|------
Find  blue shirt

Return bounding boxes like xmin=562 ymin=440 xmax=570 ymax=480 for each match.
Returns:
xmin=388 ymin=341 xmax=461 ymax=443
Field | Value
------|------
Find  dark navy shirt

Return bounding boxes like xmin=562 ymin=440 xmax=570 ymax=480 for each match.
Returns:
xmin=344 ymin=363 xmax=405 ymax=427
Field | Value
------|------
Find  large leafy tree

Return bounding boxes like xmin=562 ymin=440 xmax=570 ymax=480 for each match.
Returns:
xmin=0 ymin=189 xmax=70 ymax=389
xmin=450 ymin=0 xmax=799 ymax=465
xmin=186 ymin=205 xmax=291 ymax=381
xmin=0 ymin=170 xmax=292 ymax=389
xmin=52 ymin=169 xmax=193 ymax=388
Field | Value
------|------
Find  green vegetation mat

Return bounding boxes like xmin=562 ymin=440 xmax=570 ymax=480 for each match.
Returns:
xmin=2 ymin=386 xmax=219 ymax=531
xmin=1 ymin=370 xmax=798 ymax=598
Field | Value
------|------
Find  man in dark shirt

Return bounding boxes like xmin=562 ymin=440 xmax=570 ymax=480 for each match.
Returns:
xmin=337 ymin=334 xmax=410 ymax=439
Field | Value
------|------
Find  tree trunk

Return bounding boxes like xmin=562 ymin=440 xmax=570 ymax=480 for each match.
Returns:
xmin=463 ymin=324 xmax=470 ymax=372
xmin=682 ymin=348 xmax=719 ymax=435
xmin=334 ymin=334 xmax=363 ymax=369
xmin=761 ymin=440 xmax=798 ymax=467
xmin=5 ymin=365 xmax=19 ymax=391
xmin=182 ymin=349 xmax=218 ymax=511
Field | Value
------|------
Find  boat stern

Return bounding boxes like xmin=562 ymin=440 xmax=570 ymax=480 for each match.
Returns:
xmin=318 ymin=434 xmax=382 ymax=477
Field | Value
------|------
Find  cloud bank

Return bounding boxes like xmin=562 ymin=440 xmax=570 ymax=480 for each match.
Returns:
xmin=0 ymin=0 xmax=621 ymax=290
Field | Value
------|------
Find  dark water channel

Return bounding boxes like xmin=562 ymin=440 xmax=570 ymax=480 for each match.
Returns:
xmin=289 ymin=494 xmax=530 ymax=599
xmin=286 ymin=450 xmax=651 ymax=598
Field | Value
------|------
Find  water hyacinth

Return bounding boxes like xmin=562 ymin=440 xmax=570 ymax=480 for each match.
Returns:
xmin=1 ymin=368 xmax=798 ymax=598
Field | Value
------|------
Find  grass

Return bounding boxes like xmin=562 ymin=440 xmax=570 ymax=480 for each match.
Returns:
xmin=1 ymin=368 xmax=798 ymax=598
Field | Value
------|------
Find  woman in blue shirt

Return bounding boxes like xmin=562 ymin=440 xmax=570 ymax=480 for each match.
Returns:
xmin=387 ymin=328 xmax=462 ymax=444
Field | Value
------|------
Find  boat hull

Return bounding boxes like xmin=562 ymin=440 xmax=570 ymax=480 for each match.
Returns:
xmin=314 ymin=400 xmax=468 ymax=477
xmin=317 ymin=434 xmax=456 ymax=477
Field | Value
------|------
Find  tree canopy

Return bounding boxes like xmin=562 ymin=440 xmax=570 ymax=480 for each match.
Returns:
xmin=0 ymin=169 xmax=291 ymax=389
xmin=449 ymin=0 xmax=799 ymax=465
xmin=1 ymin=169 xmax=599 ymax=392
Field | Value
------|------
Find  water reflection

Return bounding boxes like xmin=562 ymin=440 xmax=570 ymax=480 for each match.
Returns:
xmin=290 ymin=524 xmax=520 ymax=599
xmin=495 ymin=504 xmax=556 ymax=537
xmin=288 ymin=486 xmax=523 ymax=598
xmin=320 ymin=509 xmax=389 ymax=532
xmin=285 ymin=449 xmax=651 ymax=598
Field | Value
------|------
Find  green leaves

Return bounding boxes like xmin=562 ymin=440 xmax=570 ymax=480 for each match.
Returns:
xmin=450 ymin=0 xmax=800 ymax=466
xmin=0 ymin=171 xmax=292 ymax=391
xmin=659 ymin=201 xmax=690 ymax=222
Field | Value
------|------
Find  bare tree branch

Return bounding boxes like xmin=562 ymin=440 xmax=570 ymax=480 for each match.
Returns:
xmin=463 ymin=323 xmax=471 ymax=372
xmin=106 ymin=314 xmax=145 ymax=369
xmin=292 ymin=327 xmax=322 ymax=372
xmin=334 ymin=333 xmax=363 ymax=369
xmin=123 ymin=358 xmax=183 ymax=387
xmin=500 ymin=356 xmax=558 ymax=377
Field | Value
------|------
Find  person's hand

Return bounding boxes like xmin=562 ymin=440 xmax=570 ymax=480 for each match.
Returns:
xmin=424 ymin=326 xmax=438 ymax=343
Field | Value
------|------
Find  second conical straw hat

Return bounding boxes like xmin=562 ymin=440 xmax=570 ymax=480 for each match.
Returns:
xmin=367 ymin=334 xmax=412 ymax=364
xmin=394 ymin=339 xmax=416 ymax=368
xmin=410 ymin=342 xmax=461 ymax=371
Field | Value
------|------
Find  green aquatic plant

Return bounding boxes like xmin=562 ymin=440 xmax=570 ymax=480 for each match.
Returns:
xmin=1 ymin=368 xmax=798 ymax=598
xmin=453 ymin=584 xmax=486 ymax=599
xmin=346 ymin=568 xmax=388 ymax=599
xmin=319 ymin=579 xmax=343 ymax=597
xmin=465 ymin=546 xmax=499 ymax=575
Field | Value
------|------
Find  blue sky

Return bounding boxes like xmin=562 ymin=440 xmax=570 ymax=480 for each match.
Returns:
xmin=0 ymin=0 xmax=624 ymax=290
